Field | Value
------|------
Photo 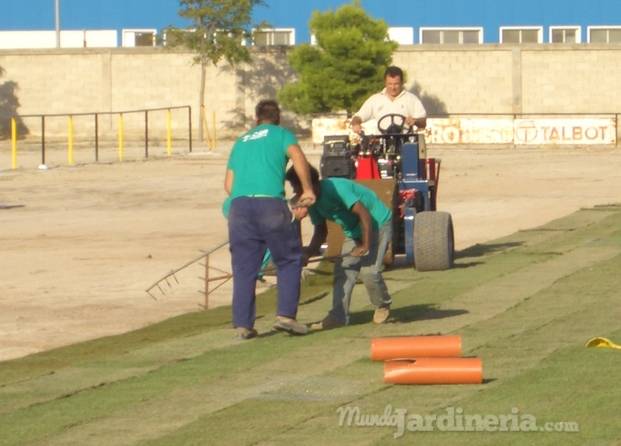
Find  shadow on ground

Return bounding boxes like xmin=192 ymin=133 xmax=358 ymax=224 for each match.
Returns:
xmin=456 ymin=242 xmax=524 ymax=259
xmin=350 ymin=304 xmax=468 ymax=326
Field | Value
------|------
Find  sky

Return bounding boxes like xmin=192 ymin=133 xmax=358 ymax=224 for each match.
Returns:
xmin=0 ymin=0 xmax=619 ymax=44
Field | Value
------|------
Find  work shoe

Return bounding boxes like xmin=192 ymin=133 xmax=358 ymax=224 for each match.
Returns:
xmin=235 ymin=327 xmax=258 ymax=340
xmin=310 ymin=315 xmax=345 ymax=330
xmin=373 ymin=306 xmax=390 ymax=324
xmin=273 ymin=316 xmax=308 ymax=335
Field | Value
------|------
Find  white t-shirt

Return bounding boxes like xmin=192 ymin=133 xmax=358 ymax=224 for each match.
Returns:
xmin=354 ymin=88 xmax=426 ymax=123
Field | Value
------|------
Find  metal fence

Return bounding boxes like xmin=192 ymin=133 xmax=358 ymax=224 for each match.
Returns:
xmin=0 ymin=106 xmax=193 ymax=169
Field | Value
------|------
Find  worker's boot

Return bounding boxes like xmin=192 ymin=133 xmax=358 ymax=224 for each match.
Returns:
xmin=273 ymin=316 xmax=308 ymax=335
xmin=373 ymin=306 xmax=390 ymax=324
xmin=235 ymin=327 xmax=258 ymax=340
xmin=310 ymin=315 xmax=345 ymax=330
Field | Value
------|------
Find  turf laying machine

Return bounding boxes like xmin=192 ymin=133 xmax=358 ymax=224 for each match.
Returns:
xmin=320 ymin=113 xmax=454 ymax=271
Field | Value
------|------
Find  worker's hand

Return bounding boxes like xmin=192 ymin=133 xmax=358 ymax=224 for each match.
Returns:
xmin=300 ymin=267 xmax=315 ymax=282
xmin=350 ymin=245 xmax=369 ymax=258
xmin=404 ymin=116 xmax=416 ymax=128
xmin=291 ymin=206 xmax=308 ymax=221
xmin=298 ymin=191 xmax=316 ymax=207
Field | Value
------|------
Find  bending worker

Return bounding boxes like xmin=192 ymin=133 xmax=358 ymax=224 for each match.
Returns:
xmin=286 ymin=165 xmax=393 ymax=329
xmin=350 ymin=65 xmax=427 ymax=133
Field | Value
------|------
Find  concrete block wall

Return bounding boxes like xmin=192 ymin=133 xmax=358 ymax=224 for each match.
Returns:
xmin=521 ymin=46 xmax=621 ymax=114
xmin=1 ymin=45 xmax=621 ymax=143
xmin=394 ymin=46 xmax=515 ymax=114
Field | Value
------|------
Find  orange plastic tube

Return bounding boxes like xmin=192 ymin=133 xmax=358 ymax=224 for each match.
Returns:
xmin=384 ymin=358 xmax=483 ymax=385
xmin=371 ymin=336 xmax=462 ymax=362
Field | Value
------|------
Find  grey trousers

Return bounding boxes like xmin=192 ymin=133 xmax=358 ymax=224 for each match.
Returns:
xmin=329 ymin=221 xmax=393 ymax=325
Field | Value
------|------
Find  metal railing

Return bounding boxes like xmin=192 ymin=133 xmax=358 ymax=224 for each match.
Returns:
xmin=1 ymin=105 xmax=193 ymax=169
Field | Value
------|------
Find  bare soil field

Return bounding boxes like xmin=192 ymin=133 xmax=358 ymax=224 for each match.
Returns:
xmin=1 ymin=142 xmax=620 ymax=361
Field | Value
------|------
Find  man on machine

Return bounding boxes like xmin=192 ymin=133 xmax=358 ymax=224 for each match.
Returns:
xmin=350 ymin=66 xmax=427 ymax=134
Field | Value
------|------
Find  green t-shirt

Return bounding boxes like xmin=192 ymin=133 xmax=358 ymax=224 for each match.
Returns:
xmin=308 ymin=178 xmax=392 ymax=239
xmin=226 ymin=123 xmax=298 ymax=200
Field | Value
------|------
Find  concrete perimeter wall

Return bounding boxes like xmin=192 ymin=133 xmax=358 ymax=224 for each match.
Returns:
xmin=1 ymin=44 xmax=620 ymax=142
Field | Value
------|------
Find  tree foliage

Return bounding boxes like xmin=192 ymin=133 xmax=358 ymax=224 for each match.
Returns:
xmin=163 ymin=0 xmax=266 ymax=138
xmin=279 ymin=1 xmax=398 ymax=115
xmin=163 ymin=0 xmax=266 ymax=68
xmin=0 ymin=67 xmax=29 ymax=140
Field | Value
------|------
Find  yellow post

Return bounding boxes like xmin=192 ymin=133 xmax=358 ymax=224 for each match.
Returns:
xmin=201 ymin=105 xmax=212 ymax=150
xmin=68 ymin=115 xmax=74 ymax=165
xmin=212 ymin=111 xmax=216 ymax=149
xmin=118 ymin=113 xmax=124 ymax=162
xmin=167 ymin=108 xmax=172 ymax=156
xmin=11 ymin=117 xmax=17 ymax=170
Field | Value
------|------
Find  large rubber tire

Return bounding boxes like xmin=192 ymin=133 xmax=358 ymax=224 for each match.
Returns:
xmin=413 ymin=211 xmax=454 ymax=271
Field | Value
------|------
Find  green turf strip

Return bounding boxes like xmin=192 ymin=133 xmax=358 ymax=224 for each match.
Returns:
xmin=1 ymin=206 xmax=621 ymax=445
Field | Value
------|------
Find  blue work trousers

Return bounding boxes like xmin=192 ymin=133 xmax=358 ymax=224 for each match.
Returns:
xmin=228 ymin=196 xmax=302 ymax=329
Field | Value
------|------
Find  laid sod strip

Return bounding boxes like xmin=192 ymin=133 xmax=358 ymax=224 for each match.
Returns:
xmin=380 ymin=206 xmax=621 ymax=315
xmin=520 ymin=210 xmax=621 ymax=256
xmin=455 ymin=206 xmax=619 ymax=259
xmin=387 ymin=299 xmax=621 ymax=443
xmin=6 ymin=338 xmax=373 ymax=446
xmin=0 ymin=328 xmax=243 ymax=415
xmin=242 ymin=253 xmax=621 ymax=446
xmin=220 ymin=214 xmax=621 ymax=445
xmin=0 ymin=227 xmax=561 ymax=405
xmin=461 ymin=250 xmax=621 ymax=376
xmin=25 ymin=247 xmax=621 ymax=446
xmin=374 ymin=246 xmax=618 ymax=339
xmin=138 ymin=399 xmax=360 ymax=446
xmin=2 ymin=322 xmax=406 ymax=445
xmin=0 ymin=305 xmax=236 ymax=385
xmin=0 ymin=281 xmax=320 ymax=386
xmin=1 ymin=205 xmax=621 ymax=445
xmin=1 ymin=204 xmax=600 ymax=386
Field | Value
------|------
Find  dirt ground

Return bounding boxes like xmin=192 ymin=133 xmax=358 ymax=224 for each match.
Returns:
xmin=1 ymin=142 xmax=620 ymax=362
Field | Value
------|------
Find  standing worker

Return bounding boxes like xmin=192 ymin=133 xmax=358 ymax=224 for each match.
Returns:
xmin=225 ymin=100 xmax=316 ymax=340
xmin=350 ymin=66 xmax=427 ymax=133
xmin=286 ymin=165 xmax=393 ymax=329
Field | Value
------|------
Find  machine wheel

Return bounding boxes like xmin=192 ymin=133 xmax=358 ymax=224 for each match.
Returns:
xmin=413 ymin=211 xmax=454 ymax=271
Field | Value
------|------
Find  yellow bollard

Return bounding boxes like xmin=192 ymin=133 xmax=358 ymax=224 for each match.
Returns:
xmin=201 ymin=105 xmax=212 ymax=150
xmin=68 ymin=115 xmax=74 ymax=165
xmin=167 ymin=109 xmax=172 ymax=156
xmin=212 ymin=111 xmax=216 ymax=149
xmin=118 ymin=113 xmax=124 ymax=162
xmin=11 ymin=117 xmax=17 ymax=170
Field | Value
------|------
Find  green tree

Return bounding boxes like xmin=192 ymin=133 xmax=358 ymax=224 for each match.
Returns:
xmin=279 ymin=0 xmax=398 ymax=115
xmin=163 ymin=0 xmax=266 ymax=139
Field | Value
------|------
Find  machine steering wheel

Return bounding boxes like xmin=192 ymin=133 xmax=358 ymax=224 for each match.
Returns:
xmin=377 ymin=113 xmax=413 ymax=135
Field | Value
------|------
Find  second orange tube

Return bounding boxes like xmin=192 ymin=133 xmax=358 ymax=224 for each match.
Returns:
xmin=384 ymin=358 xmax=483 ymax=385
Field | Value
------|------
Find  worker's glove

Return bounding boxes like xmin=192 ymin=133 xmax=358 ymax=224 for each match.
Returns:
xmin=300 ymin=267 xmax=315 ymax=282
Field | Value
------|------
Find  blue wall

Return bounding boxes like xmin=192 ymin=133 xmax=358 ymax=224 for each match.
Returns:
xmin=0 ymin=0 xmax=620 ymax=44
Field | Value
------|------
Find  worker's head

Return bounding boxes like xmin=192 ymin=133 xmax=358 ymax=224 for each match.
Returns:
xmin=255 ymin=99 xmax=281 ymax=125
xmin=286 ymin=164 xmax=320 ymax=197
xmin=384 ymin=66 xmax=404 ymax=99
xmin=289 ymin=195 xmax=309 ymax=220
